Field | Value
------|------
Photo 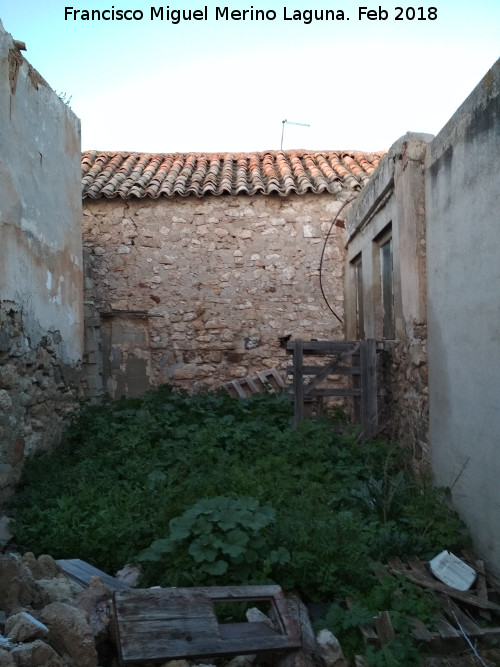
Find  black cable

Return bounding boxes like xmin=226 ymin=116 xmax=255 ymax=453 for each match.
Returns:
xmin=318 ymin=197 xmax=355 ymax=325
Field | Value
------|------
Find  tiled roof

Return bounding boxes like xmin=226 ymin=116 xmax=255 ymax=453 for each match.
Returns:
xmin=82 ymin=150 xmax=385 ymax=199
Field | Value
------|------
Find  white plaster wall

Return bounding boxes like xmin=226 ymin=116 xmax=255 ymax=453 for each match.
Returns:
xmin=0 ymin=20 xmax=83 ymax=496
xmin=426 ymin=58 xmax=500 ymax=569
xmin=0 ymin=20 xmax=83 ymax=364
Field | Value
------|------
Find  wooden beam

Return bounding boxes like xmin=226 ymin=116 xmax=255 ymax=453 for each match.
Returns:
xmin=286 ymin=341 xmax=358 ymax=352
xmin=293 ymin=341 xmax=304 ymax=428
xmin=360 ymin=339 xmax=378 ymax=438
xmin=287 ymin=366 xmax=361 ymax=376
xmin=307 ymin=389 xmax=362 ymax=397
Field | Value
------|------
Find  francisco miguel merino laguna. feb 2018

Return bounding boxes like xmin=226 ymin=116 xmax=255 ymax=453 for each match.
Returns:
xmin=64 ymin=6 xmax=351 ymax=24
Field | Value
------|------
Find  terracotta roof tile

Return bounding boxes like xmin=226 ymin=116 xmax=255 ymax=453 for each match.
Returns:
xmin=81 ymin=149 xmax=386 ymax=199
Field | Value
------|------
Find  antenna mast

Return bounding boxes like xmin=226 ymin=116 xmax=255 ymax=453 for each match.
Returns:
xmin=281 ymin=119 xmax=311 ymax=150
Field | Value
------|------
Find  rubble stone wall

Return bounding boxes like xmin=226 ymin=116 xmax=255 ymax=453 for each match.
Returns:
xmin=0 ymin=303 xmax=83 ymax=500
xmin=378 ymin=328 xmax=429 ymax=466
xmin=82 ymin=192 xmax=348 ymax=396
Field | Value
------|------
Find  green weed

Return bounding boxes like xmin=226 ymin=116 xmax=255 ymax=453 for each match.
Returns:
xmin=9 ymin=385 xmax=470 ymax=661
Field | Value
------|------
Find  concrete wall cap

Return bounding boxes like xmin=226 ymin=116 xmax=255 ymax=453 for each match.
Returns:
xmin=427 ymin=56 xmax=500 ymax=168
xmin=346 ymin=132 xmax=433 ymax=240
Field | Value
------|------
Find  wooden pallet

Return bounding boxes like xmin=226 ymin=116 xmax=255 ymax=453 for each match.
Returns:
xmin=113 ymin=585 xmax=300 ymax=665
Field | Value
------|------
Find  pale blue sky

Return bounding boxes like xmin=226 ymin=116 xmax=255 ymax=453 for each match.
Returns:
xmin=2 ymin=0 xmax=499 ymax=152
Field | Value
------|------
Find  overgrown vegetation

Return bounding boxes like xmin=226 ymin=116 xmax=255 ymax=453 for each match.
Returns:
xmin=10 ymin=386 xmax=470 ymax=663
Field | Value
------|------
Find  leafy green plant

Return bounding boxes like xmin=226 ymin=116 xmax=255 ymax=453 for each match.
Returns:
xmin=138 ymin=496 xmax=290 ymax=585
xmin=365 ymin=639 xmax=422 ymax=666
xmin=351 ymin=470 xmax=408 ymax=523
xmin=319 ymin=575 xmax=439 ymax=663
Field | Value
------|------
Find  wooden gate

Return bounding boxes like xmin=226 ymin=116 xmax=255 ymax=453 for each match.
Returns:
xmin=286 ymin=339 xmax=378 ymax=437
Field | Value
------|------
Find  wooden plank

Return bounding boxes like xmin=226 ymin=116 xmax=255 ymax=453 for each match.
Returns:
xmin=307 ymin=389 xmax=362 ymax=397
xmin=360 ymin=339 xmax=378 ymax=438
xmin=387 ymin=560 xmax=500 ymax=612
xmin=354 ymin=657 xmax=369 ymax=667
xmin=231 ymin=380 xmax=247 ymax=398
xmin=57 ymin=558 xmax=131 ymax=591
xmin=280 ymin=594 xmax=318 ymax=658
xmin=244 ymin=375 xmax=260 ymax=393
xmin=287 ymin=366 xmax=361 ymax=376
xmin=409 ymin=616 xmax=435 ymax=642
xmin=194 ymin=584 xmax=285 ymax=600
xmin=462 ymin=549 xmax=500 ymax=595
xmin=293 ymin=341 xmax=304 ymax=428
xmin=440 ymin=595 xmax=482 ymax=637
xmin=374 ymin=611 xmax=395 ymax=646
xmin=475 ymin=559 xmax=489 ymax=601
xmin=346 ymin=598 xmax=378 ymax=647
xmin=269 ymin=367 xmax=287 ymax=389
xmin=434 ymin=615 xmax=461 ymax=639
xmin=286 ymin=341 xmax=359 ymax=352
xmin=408 ymin=557 xmax=428 ymax=574
xmin=387 ymin=556 xmax=405 ymax=570
xmin=478 ymin=627 xmax=500 ymax=642
xmin=114 ymin=586 xmax=300 ymax=664
xmin=257 ymin=370 xmax=275 ymax=393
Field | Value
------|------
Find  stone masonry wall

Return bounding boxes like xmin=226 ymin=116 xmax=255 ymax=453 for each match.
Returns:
xmin=378 ymin=330 xmax=429 ymax=468
xmin=0 ymin=302 xmax=82 ymax=500
xmin=82 ymin=192 xmax=347 ymax=396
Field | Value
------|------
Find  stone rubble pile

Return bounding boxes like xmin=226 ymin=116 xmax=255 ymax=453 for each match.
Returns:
xmin=0 ymin=552 xmax=347 ymax=667
xmin=0 ymin=552 xmax=107 ymax=666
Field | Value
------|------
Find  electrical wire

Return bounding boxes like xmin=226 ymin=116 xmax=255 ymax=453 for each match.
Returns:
xmin=318 ymin=197 xmax=355 ymax=325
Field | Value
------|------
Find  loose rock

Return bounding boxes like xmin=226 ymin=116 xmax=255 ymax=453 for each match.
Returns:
xmin=39 ymin=601 xmax=98 ymax=667
xmin=316 ymin=629 xmax=348 ymax=667
xmin=0 ymin=554 xmax=38 ymax=615
xmin=5 ymin=611 xmax=49 ymax=643
xmin=0 ymin=648 xmax=15 ymax=667
xmin=10 ymin=639 xmax=66 ymax=667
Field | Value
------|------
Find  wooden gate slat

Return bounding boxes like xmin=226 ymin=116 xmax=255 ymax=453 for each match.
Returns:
xmin=303 ymin=343 xmax=359 ymax=397
xmin=360 ymin=339 xmax=378 ymax=438
xmin=293 ymin=340 xmax=304 ymax=428
xmin=287 ymin=365 xmax=361 ymax=376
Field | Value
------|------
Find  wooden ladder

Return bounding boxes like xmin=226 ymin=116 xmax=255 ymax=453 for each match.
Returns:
xmin=223 ymin=367 xmax=287 ymax=399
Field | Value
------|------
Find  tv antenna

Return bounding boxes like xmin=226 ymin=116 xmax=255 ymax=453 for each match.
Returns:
xmin=281 ymin=119 xmax=310 ymax=150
